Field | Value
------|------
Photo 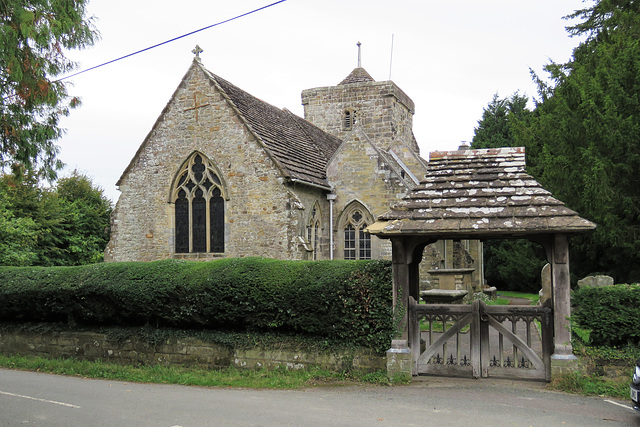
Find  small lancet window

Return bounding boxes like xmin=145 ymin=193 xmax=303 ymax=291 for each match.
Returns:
xmin=343 ymin=108 xmax=357 ymax=131
xmin=307 ymin=203 xmax=322 ymax=260
xmin=173 ymin=153 xmax=225 ymax=254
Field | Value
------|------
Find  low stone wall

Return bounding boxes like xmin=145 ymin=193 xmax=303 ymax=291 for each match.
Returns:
xmin=580 ymin=357 xmax=634 ymax=381
xmin=0 ymin=328 xmax=385 ymax=372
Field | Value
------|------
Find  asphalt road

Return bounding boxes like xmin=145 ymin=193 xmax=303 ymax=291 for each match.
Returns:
xmin=1 ymin=369 xmax=639 ymax=426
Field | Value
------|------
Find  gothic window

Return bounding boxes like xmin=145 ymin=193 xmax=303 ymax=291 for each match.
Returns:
xmin=173 ymin=153 xmax=225 ymax=254
xmin=307 ymin=203 xmax=321 ymax=260
xmin=343 ymin=108 xmax=357 ymax=131
xmin=342 ymin=206 xmax=371 ymax=260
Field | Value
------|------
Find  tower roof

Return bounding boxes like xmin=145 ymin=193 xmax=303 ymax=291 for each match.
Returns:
xmin=338 ymin=67 xmax=375 ymax=85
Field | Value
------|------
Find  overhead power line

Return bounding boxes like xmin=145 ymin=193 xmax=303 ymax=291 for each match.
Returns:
xmin=58 ymin=0 xmax=287 ymax=82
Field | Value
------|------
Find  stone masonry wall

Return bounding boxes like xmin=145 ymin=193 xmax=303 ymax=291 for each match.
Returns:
xmin=327 ymin=129 xmax=412 ymax=260
xmin=301 ymin=80 xmax=417 ymax=153
xmin=302 ymin=74 xmax=424 ymax=262
xmin=105 ymin=63 xmax=309 ymax=262
xmin=0 ymin=329 xmax=384 ymax=372
xmin=286 ymin=183 xmax=332 ymax=260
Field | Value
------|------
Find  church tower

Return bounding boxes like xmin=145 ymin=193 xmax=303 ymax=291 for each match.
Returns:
xmin=300 ymin=49 xmax=419 ymax=152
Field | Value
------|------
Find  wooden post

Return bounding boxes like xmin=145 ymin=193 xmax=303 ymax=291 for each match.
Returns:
xmin=391 ymin=238 xmax=412 ymax=340
xmin=471 ymin=299 xmax=481 ymax=378
xmin=408 ymin=257 xmax=421 ymax=302
xmin=541 ymin=303 xmax=554 ymax=382
xmin=479 ymin=300 xmax=490 ymax=378
xmin=409 ymin=297 xmax=420 ymax=375
xmin=551 ymin=234 xmax=578 ymax=366
xmin=391 ymin=238 xmax=427 ymax=341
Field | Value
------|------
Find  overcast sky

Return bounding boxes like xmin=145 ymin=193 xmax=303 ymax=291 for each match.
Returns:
xmin=58 ymin=0 xmax=586 ymax=203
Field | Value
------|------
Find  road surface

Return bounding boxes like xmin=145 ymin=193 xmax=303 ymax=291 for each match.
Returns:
xmin=1 ymin=369 xmax=638 ymax=426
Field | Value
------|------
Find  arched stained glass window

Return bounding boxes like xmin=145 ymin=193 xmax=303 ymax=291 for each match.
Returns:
xmin=173 ymin=153 xmax=225 ymax=254
xmin=343 ymin=207 xmax=371 ymax=260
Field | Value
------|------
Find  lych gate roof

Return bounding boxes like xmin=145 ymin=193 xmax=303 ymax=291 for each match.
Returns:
xmin=368 ymin=147 xmax=596 ymax=239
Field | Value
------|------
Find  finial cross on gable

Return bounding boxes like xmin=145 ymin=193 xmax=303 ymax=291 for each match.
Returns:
xmin=183 ymin=93 xmax=210 ymax=123
xmin=192 ymin=45 xmax=203 ymax=59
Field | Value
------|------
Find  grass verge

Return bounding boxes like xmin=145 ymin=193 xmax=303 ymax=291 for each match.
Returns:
xmin=547 ymin=343 xmax=639 ymax=399
xmin=548 ymin=371 xmax=629 ymax=398
xmin=0 ymin=353 xmax=404 ymax=389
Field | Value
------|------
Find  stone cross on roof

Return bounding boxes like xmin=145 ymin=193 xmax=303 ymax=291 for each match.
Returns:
xmin=192 ymin=45 xmax=203 ymax=59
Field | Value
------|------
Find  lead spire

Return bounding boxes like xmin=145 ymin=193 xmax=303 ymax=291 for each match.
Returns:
xmin=357 ymin=41 xmax=362 ymax=68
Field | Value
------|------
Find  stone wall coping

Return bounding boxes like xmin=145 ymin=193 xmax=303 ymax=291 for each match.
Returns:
xmin=420 ymin=289 xmax=469 ymax=297
xmin=427 ymin=268 xmax=475 ymax=275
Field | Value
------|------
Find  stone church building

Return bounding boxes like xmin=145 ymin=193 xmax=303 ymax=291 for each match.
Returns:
xmin=104 ymin=48 xmax=482 ymax=291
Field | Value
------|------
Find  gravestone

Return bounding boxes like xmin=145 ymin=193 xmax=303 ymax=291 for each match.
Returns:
xmin=539 ymin=263 xmax=552 ymax=306
xmin=577 ymin=275 xmax=614 ymax=288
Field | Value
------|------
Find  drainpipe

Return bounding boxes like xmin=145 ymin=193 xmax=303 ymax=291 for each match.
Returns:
xmin=327 ymin=193 xmax=337 ymax=260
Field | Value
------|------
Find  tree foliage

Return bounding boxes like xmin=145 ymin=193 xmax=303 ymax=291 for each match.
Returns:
xmin=515 ymin=0 xmax=640 ymax=283
xmin=54 ymin=172 xmax=113 ymax=265
xmin=472 ymin=92 xmax=530 ymax=149
xmin=0 ymin=0 xmax=96 ymax=179
xmin=572 ymin=284 xmax=640 ymax=346
xmin=565 ymin=0 xmax=640 ymax=41
xmin=0 ymin=171 xmax=112 ymax=266
xmin=481 ymin=239 xmax=547 ymax=293
xmin=0 ymin=182 xmax=38 ymax=265
xmin=472 ymin=0 xmax=640 ymax=285
xmin=471 ymin=95 xmax=547 ymax=291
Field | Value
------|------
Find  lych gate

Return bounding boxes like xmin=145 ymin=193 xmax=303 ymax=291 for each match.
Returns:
xmin=409 ymin=297 xmax=553 ymax=380
xmin=368 ymin=147 xmax=596 ymax=380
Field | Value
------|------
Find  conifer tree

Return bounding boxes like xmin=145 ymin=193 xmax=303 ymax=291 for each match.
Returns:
xmin=517 ymin=0 xmax=640 ymax=282
xmin=1 ymin=0 xmax=96 ymax=179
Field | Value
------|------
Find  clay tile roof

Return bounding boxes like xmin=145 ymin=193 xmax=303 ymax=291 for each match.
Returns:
xmin=368 ymin=147 xmax=597 ymax=238
xmin=339 ymin=67 xmax=375 ymax=85
xmin=204 ymin=66 xmax=342 ymax=189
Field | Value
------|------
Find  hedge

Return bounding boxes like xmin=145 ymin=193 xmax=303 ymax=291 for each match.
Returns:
xmin=572 ymin=284 xmax=640 ymax=347
xmin=0 ymin=258 xmax=395 ymax=353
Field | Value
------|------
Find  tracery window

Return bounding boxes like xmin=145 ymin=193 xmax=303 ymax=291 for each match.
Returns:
xmin=343 ymin=208 xmax=371 ymax=260
xmin=173 ymin=153 xmax=225 ymax=253
xmin=307 ymin=203 xmax=321 ymax=260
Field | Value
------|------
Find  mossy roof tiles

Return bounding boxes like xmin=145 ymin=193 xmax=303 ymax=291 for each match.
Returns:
xmin=202 ymin=63 xmax=342 ymax=189
xmin=370 ymin=147 xmax=596 ymax=238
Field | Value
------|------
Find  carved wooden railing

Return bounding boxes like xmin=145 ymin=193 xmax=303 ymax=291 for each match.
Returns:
xmin=409 ymin=297 xmax=553 ymax=380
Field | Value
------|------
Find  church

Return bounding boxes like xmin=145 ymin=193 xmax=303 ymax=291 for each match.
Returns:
xmin=104 ymin=46 xmax=483 ymax=291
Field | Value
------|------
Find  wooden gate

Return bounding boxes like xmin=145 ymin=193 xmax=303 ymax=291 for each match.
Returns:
xmin=408 ymin=297 xmax=553 ymax=381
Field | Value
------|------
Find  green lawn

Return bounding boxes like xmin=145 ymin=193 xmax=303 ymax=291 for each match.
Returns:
xmin=496 ymin=291 xmax=540 ymax=305
xmin=486 ymin=297 xmax=511 ymax=305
